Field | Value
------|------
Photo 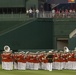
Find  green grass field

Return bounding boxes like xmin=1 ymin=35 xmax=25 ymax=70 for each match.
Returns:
xmin=0 ymin=65 xmax=76 ymax=75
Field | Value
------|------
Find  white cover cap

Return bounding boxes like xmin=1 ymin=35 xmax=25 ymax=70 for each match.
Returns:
xmin=49 ymin=51 xmax=52 ymax=53
xmin=64 ymin=46 xmax=69 ymax=52
xmin=4 ymin=45 xmax=10 ymax=52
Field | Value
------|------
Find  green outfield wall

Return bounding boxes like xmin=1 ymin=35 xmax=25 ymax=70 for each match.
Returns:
xmin=0 ymin=18 xmax=76 ymax=50
xmin=0 ymin=18 xmax=53 ymax=50
xmin=68 ymin=37 xmax=76 ymax=50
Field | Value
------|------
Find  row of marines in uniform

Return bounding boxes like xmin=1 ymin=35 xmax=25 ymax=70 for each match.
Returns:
xmin=1 ymin=46 xmax=76 ymax=71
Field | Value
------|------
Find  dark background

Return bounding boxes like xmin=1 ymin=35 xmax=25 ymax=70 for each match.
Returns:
xmin=47 ymin=0 xmax=76 ymax=4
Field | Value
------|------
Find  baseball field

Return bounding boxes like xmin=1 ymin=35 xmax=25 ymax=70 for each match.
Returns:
xmin=0 ymin=65 xmax=76 ymax=75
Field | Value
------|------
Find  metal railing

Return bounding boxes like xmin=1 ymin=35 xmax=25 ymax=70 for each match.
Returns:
xmin=0 ymin=14 xmax=33 ymax=21
xmin=0 ymin=11 xmax=76 ymax=21
xmin=38 ymin=11 xmax=76 ymax=18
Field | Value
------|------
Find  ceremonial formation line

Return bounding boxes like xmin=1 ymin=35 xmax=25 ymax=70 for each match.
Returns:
xmin=1 ymin=45 xmax=76 ymax=71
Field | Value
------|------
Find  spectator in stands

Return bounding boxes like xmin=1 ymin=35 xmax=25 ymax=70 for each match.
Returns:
xmin=29 ymin=8 xmax=33 ymax=18
xmin=36 ymin=8 xmax=39 ymax=18
xmin=56 ymin=9 xmax=60 ymax=18
xmin=65 ymin=9 xmax=69 ymax=18
xmin=69 ymin=9 xmax=72 ymax=13
xmin=32 ymin=8 xmax=36 ymax=18
xmin=72 ymin=9 xmax=76 ymax=18
xmin=69 ymin=9 xmax=72 ymax=18
xmin=26 ymin=9 xmax=29 ymax=16
xmin=52 ymin=9 xmax=55 ymax=18
xmin=62 ymin=10 xmax=65 ymax=18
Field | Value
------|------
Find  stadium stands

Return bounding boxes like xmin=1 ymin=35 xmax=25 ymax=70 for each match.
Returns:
xmin=0 ymin=0 xmax=76 ymax=54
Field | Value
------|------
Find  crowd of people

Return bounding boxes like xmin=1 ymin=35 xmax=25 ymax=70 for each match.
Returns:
xmin=26 ymin=8 xmax=39 ymax=18
xmin=1 ymin=45 xmax=76 ymax=71
xmin=26 ymin=8 xmax=76 ymax=18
